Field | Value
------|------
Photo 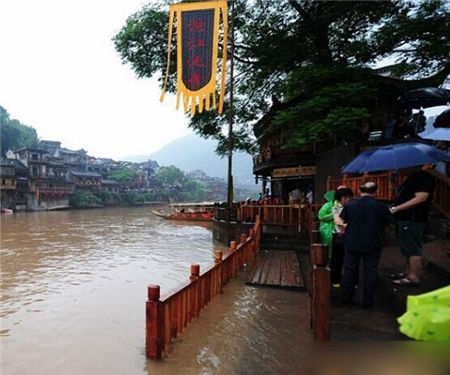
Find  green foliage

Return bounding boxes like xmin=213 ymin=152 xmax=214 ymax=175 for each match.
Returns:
xmin=123 ymin=191 xmax=143 ymax=205
xmin=273 ymin=66 xmax=374 ymax=144
xmin=1 ymin=106 xmax=39 ymax=156
xmin=178 ymin=180 xmax=207 ymax=202
xmin=114 ymin=0 xmax=449 ymax=150
xmin=69 ymin=191 xmax=101 ymax=208
xmin=110 ymin=168 xmax=134 ymax=184
xmin=154 ymin=165 xmax=186 ymax=186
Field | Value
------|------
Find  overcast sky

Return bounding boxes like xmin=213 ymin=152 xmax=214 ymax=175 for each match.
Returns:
xmin=0 ymin=0 xmax=191 ymax=160
xmin=1 ymin=1 xmax=448 ymax=160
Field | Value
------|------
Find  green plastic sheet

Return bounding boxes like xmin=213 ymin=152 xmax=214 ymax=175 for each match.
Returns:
xmin=398 ymin=286 xmax=450 ymax=342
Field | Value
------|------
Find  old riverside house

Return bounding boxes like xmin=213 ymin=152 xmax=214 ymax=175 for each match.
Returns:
xmin=1 ymin=140 xmax=160 ymax=211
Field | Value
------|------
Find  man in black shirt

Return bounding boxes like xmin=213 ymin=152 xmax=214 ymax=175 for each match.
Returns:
xmin=390 ymin=166 xmax=435 ymax=286
xmin=339 ymin=182 xmax=392 ymax=307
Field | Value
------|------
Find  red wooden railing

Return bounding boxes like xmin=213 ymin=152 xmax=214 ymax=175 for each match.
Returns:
xmin=327 ymin=171 xmax=408 ymax=201
xmin=238 ymin=202 xmax=322 ymax=233
xmin=146 ymin=216 xmax=262 ymax=359
xmin=328 ymin=170 xmax=449 ymax=218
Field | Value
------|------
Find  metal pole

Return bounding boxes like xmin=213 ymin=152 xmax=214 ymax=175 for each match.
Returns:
xmin=227 ymin=0 xmax=235 ymax=222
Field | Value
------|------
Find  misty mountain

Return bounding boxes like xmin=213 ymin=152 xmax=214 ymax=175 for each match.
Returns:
xmin=122 ymin=134 xmax=257 ymax=188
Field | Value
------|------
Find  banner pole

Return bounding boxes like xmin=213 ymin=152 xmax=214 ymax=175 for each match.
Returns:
xmin=227 ymin=0 xmax=235 ymax=223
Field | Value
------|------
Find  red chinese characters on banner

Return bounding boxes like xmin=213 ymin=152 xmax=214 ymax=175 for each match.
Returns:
xmin=181 ymin=10 xmax=214 ymax=91
xmin=187 ymin=19 xmax=205 ymax=33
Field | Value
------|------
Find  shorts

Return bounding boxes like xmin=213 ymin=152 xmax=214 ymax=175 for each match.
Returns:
xmin=397 ymin=221 xmax=425 ymax=257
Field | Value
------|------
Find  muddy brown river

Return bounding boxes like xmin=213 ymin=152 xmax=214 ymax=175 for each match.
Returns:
xmin=1 ymin=207 xmax=311 ymax=374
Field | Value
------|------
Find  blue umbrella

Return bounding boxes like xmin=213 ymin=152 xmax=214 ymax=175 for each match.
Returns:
xmin=420 ymin=128 xmax=450 ymax=142
xmin=342 ymin=143 xmax=450 ymax=173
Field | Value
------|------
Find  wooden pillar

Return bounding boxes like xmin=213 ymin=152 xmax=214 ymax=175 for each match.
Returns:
xmin=190 ymin=264 xmax=200 ymax=318
xmin=230 ymin=240 xmax=237 ymax=276
xmin=214 ymin=250 xmax=223 ymax=293
xmin=146 ymin=285 xmax=164 ymax=359
xmin=311 ymin=244 xmax=330 ymax=341
xmin=311 ymin=229 xmax=321 ymax=244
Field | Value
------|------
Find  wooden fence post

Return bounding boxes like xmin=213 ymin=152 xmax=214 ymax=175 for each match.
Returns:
xmin=214 ymin=250 xmax=223 ymax=293
xmin=230 ymin=240 xmax=237 ymax=276
xmin=311 ymin=244 xmax=330 ymax=341
xmin=146 ymin=285 xmax=163 ymax=359
xmin=311 ymin=229 xmax=321 ymax=244
xmin=190 ymin=264 xmax=200 ymax=319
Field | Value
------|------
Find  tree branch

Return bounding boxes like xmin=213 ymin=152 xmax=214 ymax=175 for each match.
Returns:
xmin=287 ymin=0 xmax=311 ymax=21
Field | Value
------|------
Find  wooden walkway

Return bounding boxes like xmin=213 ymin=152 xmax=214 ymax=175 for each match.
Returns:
xmin=246 ymin=250 xmax=305 ymax=290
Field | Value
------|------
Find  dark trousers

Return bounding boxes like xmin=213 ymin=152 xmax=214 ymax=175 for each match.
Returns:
xmin=331 ymin=233 xmax=345 ymax=284
xmin=341 ymin=250 xmax=381 ymax=306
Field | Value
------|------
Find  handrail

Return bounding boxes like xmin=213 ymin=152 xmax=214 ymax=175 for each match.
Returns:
xmin=328 ymin=170 xmax=449 ymax=217
xmin=146 ymin=216 xmax=262 ymax=359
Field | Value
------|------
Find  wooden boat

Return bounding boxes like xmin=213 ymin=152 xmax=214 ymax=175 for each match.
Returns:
xmin=151 ymin=202 xmax=215 ymax=221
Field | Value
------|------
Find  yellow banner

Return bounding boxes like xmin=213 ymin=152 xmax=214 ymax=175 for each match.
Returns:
xmin=160 ymin=1 xmax=228 ymax=116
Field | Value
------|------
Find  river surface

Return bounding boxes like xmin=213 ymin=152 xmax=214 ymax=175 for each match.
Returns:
xmin=1 ymin=207 xmax=311 ymax=375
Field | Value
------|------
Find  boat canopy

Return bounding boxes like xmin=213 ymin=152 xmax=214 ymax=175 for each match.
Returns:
xmin=169 ymin=202 xmax=216 ymax=208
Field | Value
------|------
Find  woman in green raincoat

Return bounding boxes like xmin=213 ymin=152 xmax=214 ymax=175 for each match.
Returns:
xmin=318 ymin=190 xmax=335 ymax=257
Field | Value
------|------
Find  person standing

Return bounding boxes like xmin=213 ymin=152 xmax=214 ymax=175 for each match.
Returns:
xmin=390 ymin=165 xmax=435 ymax=286
xmin=318 ymin=190 xmax=335 ymax=258
xmin=331 ymin=187 xmax=354 ymax=288
xmin=409 ymin=110 xmax=427 ymax=135
xmin=340 ymin=182 xmax=392 ymax=307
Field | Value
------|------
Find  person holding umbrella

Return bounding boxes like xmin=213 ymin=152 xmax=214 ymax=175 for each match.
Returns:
xmin=390 ymin=165 xmax=435 ymax=286
xmin=341 ymin=141 xmax=450 ymax=292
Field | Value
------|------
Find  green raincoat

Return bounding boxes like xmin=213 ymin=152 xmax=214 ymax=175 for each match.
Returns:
xmin=398 ymin=286 xmax=450 ymax=342
xmin=318 ymin=190 xmax=335 ymax=258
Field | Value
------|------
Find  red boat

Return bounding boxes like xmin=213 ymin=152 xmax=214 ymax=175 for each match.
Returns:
xmin=151 ymin=202 xmax=215 ymax=222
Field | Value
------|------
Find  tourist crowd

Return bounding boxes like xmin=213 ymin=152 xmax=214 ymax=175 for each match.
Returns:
xmin=319 ymin=165 xmax=435 ymax=308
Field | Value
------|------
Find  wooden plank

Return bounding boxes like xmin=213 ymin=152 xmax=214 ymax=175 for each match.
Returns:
xmin=282 ymin=252 xmax=297 ymax=287
xmin=249 ymin=252 xmax=264 ymax=284
xmin=266 ymin=251 xmax=281 ymax=286
xmin=246 ymin=250 xmax=304 ymax=289
xmin=280 ymin=252 xmax=289 ymax=288
xmin=285 ymin=251 xmax=304 ymax=287
xmin=259 ymin=251 xmax=272 ymax=284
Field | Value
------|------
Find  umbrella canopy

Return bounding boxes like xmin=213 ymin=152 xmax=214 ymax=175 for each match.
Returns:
xmin=433 ymin=108 xmax=450 ymax=128
xmin=342 ymin=142 xmax=450 ymax=173
xmin=420 ymin=127 xmax=450 ymax=142
xmin=398 ymin=87 xmax=450 ymax=109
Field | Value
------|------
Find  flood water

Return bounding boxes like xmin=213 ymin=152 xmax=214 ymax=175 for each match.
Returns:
xmin=1 ymin=207 xmax=311 ymax=375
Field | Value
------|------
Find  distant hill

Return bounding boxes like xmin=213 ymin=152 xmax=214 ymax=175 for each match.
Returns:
xmin=122 ymin=134 xmax=258 ymax=189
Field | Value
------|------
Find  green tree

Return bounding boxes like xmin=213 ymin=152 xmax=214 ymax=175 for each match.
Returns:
xmin=1 ymin=106 xmax=39 ymax=156
xmin=110 ymin=168 xmax=134 ymax=184
xmin=114 ymin=0 xmax=449 ymax=151
xmin=69 ymin=191 xmax=101 ymax=208
xmin=154 ymin=165 xmax=186 ymax=187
